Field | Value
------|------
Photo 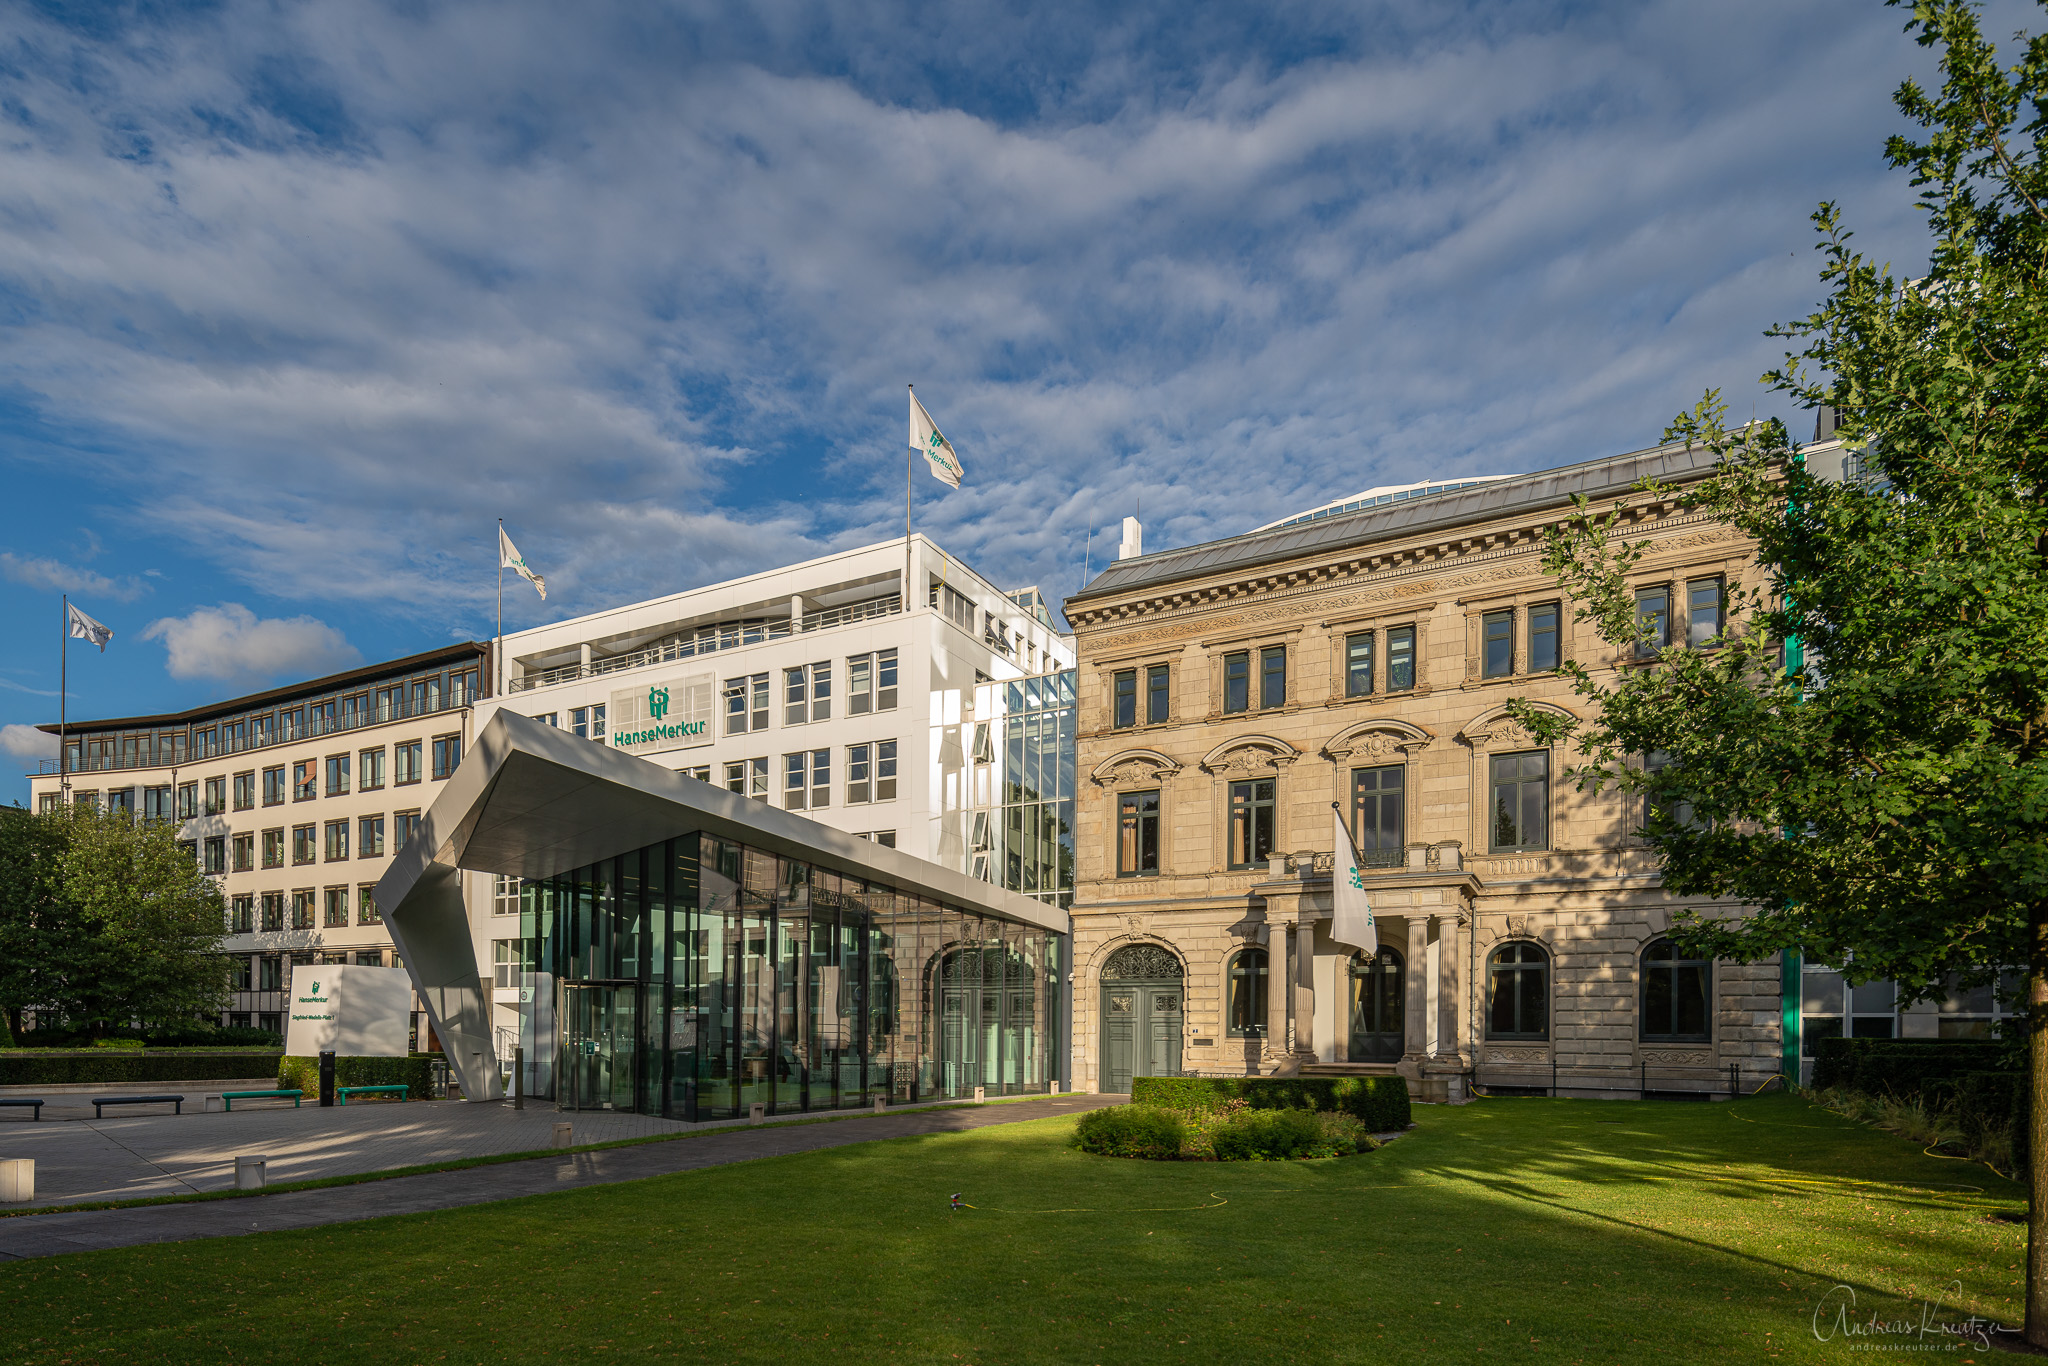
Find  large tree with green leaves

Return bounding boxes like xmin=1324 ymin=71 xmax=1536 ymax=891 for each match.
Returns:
xmin=1507 ymin=0 xmax=2048 ymax=1341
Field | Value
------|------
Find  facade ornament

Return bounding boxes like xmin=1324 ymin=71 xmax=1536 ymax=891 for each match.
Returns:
xmin=1198 ymin=734 xmax=1301 ymax=776
xmin=1100 ymin=943 xmax=1186 ymax=981
xmin=1457 ymin=701 xmax=1576 ymax=749
xmin=1087 ymin=748 xmax=1182 ymax=787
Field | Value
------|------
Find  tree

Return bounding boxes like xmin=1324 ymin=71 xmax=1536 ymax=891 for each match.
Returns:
xmin=1507 ymin=0 xmax=2048 ymax=1342
xmin=0 ymin=806 xmax=69 ymax=1043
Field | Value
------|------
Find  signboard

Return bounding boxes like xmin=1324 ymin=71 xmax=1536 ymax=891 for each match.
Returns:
xmin=284 ymin=964 xmax=412 ymax=1058
xmin=609 ymin=673 xmax=715 ymax=756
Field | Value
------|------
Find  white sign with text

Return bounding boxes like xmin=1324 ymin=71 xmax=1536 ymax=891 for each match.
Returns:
xmin=284 ymin=964 xmax=412 ymax=1058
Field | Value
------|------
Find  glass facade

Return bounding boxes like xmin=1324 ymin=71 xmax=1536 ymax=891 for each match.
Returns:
xmin=963 ymin=670 xmax=1076 ymax=910
xmin=514 ymin=834 xmax=1063 ymax=1120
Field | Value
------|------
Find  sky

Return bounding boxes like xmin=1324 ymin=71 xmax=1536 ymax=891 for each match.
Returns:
xmin=0 ymin=0 xmax=2030 ymax=795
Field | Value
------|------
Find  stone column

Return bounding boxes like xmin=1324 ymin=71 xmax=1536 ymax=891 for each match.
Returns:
xmin=1265 ymin=924 xmax=1289 ymax=1060
xmin=1435 ymin=913 xmax=1460 ymax=1062
xmin=1294 ymin=923 xmax=1316 ymax=1059
xmin=1404 ymin=916 xmax=1429 ymax=1063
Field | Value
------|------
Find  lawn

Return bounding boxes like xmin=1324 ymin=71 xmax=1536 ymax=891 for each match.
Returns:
xmin=0 ymin=1092 xmax=2027 ymax=1364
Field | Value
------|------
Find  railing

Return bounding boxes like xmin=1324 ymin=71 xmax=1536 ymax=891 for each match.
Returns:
xmin=508 ymin=596 xmax=903 ymax=694
xmin=1278 ymin=847 xmax=1421 ymax=876
xmin=1473 ymin=1060 xmax=1767 ymax=1101
xmin=46 ymin=690 xmax=478 ymax=775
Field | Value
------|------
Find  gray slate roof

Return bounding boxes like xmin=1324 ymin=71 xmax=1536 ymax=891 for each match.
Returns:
xmin=1069 ymin=439 xmax=1724 ymax=606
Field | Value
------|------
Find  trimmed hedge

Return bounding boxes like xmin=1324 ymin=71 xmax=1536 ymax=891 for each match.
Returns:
xmin=1209 ymin=1108 xmax=1325 ymax=1161
xmin=0 ymin=1052 xmax=282 ymax=1086
xmin=1130 ymin=1075 xmax=1412 ymax=1131
xmin=6 ymin=1026 xmax=283 ymax=1050
xmin=1074 ymin=1105 xmax=1185 ymax=1158
xmin=278 ymin=1054 xmax=434 ymax=1101
xmin=1809 ymin=1037 xmax=2005 ymax=1097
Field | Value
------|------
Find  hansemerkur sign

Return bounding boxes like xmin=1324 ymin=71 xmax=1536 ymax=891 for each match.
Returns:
xmin=608 ymin=675 xmax=715 ymax=756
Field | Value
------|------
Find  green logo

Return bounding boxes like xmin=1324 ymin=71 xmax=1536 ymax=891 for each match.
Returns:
xmin=308 ymin=981 xmax=319 ymax=994
xmin=1348 ymin=868 xmax=1365 ymax=891
xmin=648 ymin=686 xmax=670 ymax=721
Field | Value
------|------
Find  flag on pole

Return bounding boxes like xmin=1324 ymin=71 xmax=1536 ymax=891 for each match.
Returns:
xmin=66 ymin=602 xmax=113 ymax=652
xmin=499 ymin=526 xmax=547 ymax=600
xmin=909 ymin=389 xmax=964 ymax=489
xmin=1329 ymin=805 xmax=1378 ymax=955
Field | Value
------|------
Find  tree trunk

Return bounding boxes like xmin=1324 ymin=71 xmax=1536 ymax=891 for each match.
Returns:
xmin=2030 ymin=900 xmax=2048 ymax=1346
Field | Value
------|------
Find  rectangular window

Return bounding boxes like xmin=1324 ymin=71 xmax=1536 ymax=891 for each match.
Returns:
xmin=784 ymin=662 xmax=833 ymax=725
xmin=1345 ymin=632 xmax=1374 ymax=698
xmin=876 ymin=739 xmax=897 ymax=801
xmin=1351 ymin=765 xmax=1404 ymax=863
xmin=1482 ymin=609 xmax=1514 ymax=678
xmin=725 ymin=761 xmax=746 ymax=794
xmin=232 ymin=833 xmax=254 ymax=873
xmin=394 ymin=741 xmax=423 ymax=785
xmin=177 ymin=782 xmax=198 ymax=820
xmin=570 ymin=705 xmax=607 ymax=740
xmin=1687 ymin=576 xmax=1724 ymax=648
xmin=725 ymin=673 xmax=770 ymax=735
xmin=230 ymin=897 xmax=254 ymax=936
xmin=783 ymin=750 xmax=830 ymax=810
xmin=531 ymin=712 xmax=557 ymax=728
xmin=1259 ymin=646 xmax=1286 ymax=709
xmin=1387 ymin=626 xmax=1416 ymax=690
xmin=1112 ymin=669 xmax=1137 ymax=729
xmin=1490 ymin=752 xmax=1550 ymax=853
xmin=291 ymin=762 xmax=315 ymax=802
xmin=1222 ymin=651 xmax=1251 ymax=713
xmin=323 ymin=887 xmax=349 ymax=928
xmin=848 ymin=654 xmax=874 ymax=715
xmin=205 ymin=776 xmax=227 ymax=816
xmin=451 ymin=669 xmax=479 ymax=706
xmin=232 ymin=772 xmax=255 ymax=811
xmin=1228 ymin=779 xmax=1277 ymax=869
xmin=432 ymin=734 xmax=461 ymax=780
xmin=876 ymin=649 xmax=898 ymax=711
xmin=1117 ymin=790 xmax=1160 ymax=876
xmin=324 ymin=754 xmax=350 ymax=797
xmin=324 ymin=819 xmax=349 ymax=862
xmin=291 ymin=890 xmax=316 ymax=931
xmin=258 ymin=953 xmax=282 ymax=989
xmin=493 ymin=874 xmax=521 ymax=916
xmin=1146 ymin=664 xmax=1170 ymax=724
xmin=412 ymin=677 xmax=443 ymax=717
xmin=359 ymin=814 xmax=384 ymax=858
xmin=847 ymin=744 xmax=872 ymax=804
xmin=203 ymin=836 xmax=226 ymax=875
xmin=143 ymin=785 xmax=174 ymax=823
xmin=358 ymin=885 xmax=382 ymax=926
xmin=359 ymin=748 xmax=385 ymax=791
xmin=262 ymin=828 xmax=284 ymax=868
xmin=395 ymin=810 xmax=421 ymax=852
xmin=292 ymin=825 xmax=317 ymax=865
xmin=1635 ymin=585 xmax=1670 ymax=656
xmin=260 ymin=893 xmax=284 ymax=934
xmin=262 ymin=766 xmax=285 ymax=806
xmin=494 ymin=939 xmax=521 ymax=990
xmin=1528 ymin=603 xmax=1560 ymax=673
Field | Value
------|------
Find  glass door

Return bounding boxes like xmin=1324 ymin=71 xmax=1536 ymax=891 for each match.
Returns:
xmin=561 ymin=981 xmax=640 ymax=1111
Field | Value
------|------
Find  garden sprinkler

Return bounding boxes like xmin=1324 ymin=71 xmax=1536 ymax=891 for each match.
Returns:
xmin=950 ymin=1193 xmax=965 ymax=1213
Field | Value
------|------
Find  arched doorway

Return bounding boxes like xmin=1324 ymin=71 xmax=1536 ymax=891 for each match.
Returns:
xmin=933 ymin=944 xmax=1034 ymax=1098
xmin=1099 ymin=943 xmax=1184 ymax=1092
xmin=1349 ymin=948 xmax=1405 ymax=1063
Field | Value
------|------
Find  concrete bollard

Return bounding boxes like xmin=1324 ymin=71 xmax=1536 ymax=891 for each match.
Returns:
xmin=872 ymin=1096 xmax=887 ymax=1114
xmin=1049 ymin=1080 xmax=1061 ymax=1095
xmin=973 ymin=1086 xmax=985 ymax=1105
xmin=234 ymin=1156 xmax=266 ymax=1191
xmin=748 ymin=1102 xmax=766 ymax=1125
xmin=0 ymin=1159 xmax=33 ymax=1203
xmin=551 ymin=1122 xmax=572 ymax=1149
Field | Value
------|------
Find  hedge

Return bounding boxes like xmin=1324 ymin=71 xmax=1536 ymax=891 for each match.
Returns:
xmin=1129 ymin=1075 xmax=1411 ymax=1131
xmin=0 ymin=1052 xmax=283 ymax=1086
xmin=1809 ymin=1037 xmax=2006 ymax=1098
xmin=1074 ymin=1105 xmax=1185 ymax=1158
xmin=279 ymin=1054 xmax=434 ymax=1101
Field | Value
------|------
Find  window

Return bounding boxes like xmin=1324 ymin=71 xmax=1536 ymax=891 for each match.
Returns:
xmin=177 ymin=781 xmax=198 ymax=820
xmin=848 ymin=744 xmax=873 ymax=804
xmin=291 ymin=762 xmax=315 ymax=802
xmin=142 ymin=786 xmax=172 ymax=823
xmin=394 ymin=740 xmax=423 ymax=785
xmin=875 ymin=740 xmax=897 ymax=801
xmin=1489 ymin=752 xmax=1549 ymax=852
xmin=1345 ymin=632 xmax=1374 ymax=698
xmin=323 ymin=887 xmax=349 ymax=928
xmin=1635 ymin=585 xmax=1670 ymax=656
xmin=1641 ymin=938 xmax=1711 ymax=1043
xmin=1222 ymin=652 xmax=1251 ymax=713
xmin=258 ymin=954 xmax=282 ymax=990
xmin=230 ymin=895 xmax=254 ymax=935
xmin=725 ymin=758 xmax=769 ymax=800
xmin=260 ymin=892 xmax=284 ymax=933
xmin=395 ymin=810 xmax=421 ymax=852
xmin=1350 ymin=765 xmax=1404 ymax=865
xmin=105 ymin=787 xmax=135 ymax=821
xmin=291 ymin=890 xmax=316 ymax=931
xmin=725 ymin=673 xmax=770 ymax=735
xmin=855 ymin=830 xmax=898 ymax=848
xmin=451 ymin=669 xmax=479 ymax=706
xmin=203 ymin=836 xmax=226 ymax=875
xmin=1529 ymin=603 xmax=1560 ymax=673
xmin=357 ymin=885 xmax=382 ymax=926
xmin=1487 ymin=943 xmax=1549 ymax=1039
xmin=494 ymin=874 xmax=521 ymax=916
xmin=359 ymin=748 xmax=385 ymax=791
xmin=1259 ymin=646 xmax=1286 ymax=709
xmin=205 ymin=776 xmax=227 ymax=816
xmin=933 ymin=581 xmax=975 ymax=630
xmin=231 ymin=833 xmax=254 ymax=872
xmin=785 ymin=662 xmax=832 ymax=725
xmin=262 ymin=766 xmax=285 ymax=806
xmin=570 ymin=705 xmax=606 ymax=740
xmin=1687 ymin=576 xmax=1724 ymax=648
xmin=1227 ymin=948 xmax=1268 ymax=1037
xmin=1117 ymin=790 xmax=1160 ymax=876
xmin=1146 ymin=664 xmax=1169 ymax=724
xmin=292 ymin=825 xmax=317 ymax=865
xmin=848 ymin=649 xmax=900 ymax=714
xmin=412 ymin=677 xmax=443 ymax=716
xmin=1228 ymin=778 xmax=1276 ymax=869
xmin=784 ymin=750 xmax=829 ymax=810
xmin=230 ymin=954 xmax=252 ymax=989
xmin=324 ymin=754 xmax=350 ymax=797
xmin=324 ymin=819 xmax=348 ymax=862
xmin=262 ymin=828 xmax=284 ymax=868
xmin=432 ymin=734 xmax=462 ymax=780
xmin=233 ymin=772 xmax=255 ymax=811
xmin=1799 ymin=965 xmax=1902 ymax=1051
xmin=1112 ymin=669 xmax=1137 ymax=729
xmin=1482 ymin=609 xmax=1514 ymax=678
xmin=494 ymin=939 xmax=521 ymax=990
xmin=1931 ymin=971 xmax=2023 ymax=1040
xmin=359 ymin=814 xmax=384 ymax=858
xmin=37 ymin=793 xmax=59 ymax=815
xmin=1387 ymin=626 xmax=1416 ymax=690
xmin=682 ymin=766 xmax=711 ymax=782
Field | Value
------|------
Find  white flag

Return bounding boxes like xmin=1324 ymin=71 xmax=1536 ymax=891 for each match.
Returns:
xmin=66 ymin=601 xmax=113 ymax=652
xmin=499 ymin=526 xmax=547 ymax=600
xmin=909 ymin=388 xmax=964 ymax=489
xmin=1329 ymin=806 xmax=1378 ymax=955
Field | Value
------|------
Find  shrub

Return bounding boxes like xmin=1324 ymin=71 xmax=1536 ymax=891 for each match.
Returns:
xmin=1074 ymin=1104 xmax=1185 ymax=1159
xmin=1808 ymin=1037 xmax=2004 ymax=1097
xmin=1210 ymin=1108 xmax=1326 ymax=1161
xmin=1128 ymin=1075 xmax=1412 ymax=1131
xmin=278 ymin=1054 xmax=435 ymax=1101
xmin=0 ymin=1052 xmax=281 ymax=1086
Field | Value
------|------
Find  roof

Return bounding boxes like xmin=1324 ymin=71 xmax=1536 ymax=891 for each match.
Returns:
xmin=1068 ymin=439 xmax=1723 ymax=607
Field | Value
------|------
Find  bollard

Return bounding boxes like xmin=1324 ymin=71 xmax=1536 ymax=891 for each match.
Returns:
xmin=973 ymin=1086 xmax=985 ymax=1105
xmin=234 ymin=1156 xmax=265 ymax=1191
xmin=551 ymin=1122 xmax=572 ymax=1149
xmin=872 ymin=1096 xmax=887 ymax=1115
xmin=513 ymin=1046 xmax=525 ymax=1111
xmin=748 ymin=1101 xmax=766 ymax=1125
xmin=1049 ymin=1080 xmax=1061 ymax=1095
xmin=318 ymin=1050 xmax=336 ymax=1108
xmin=0 ymin=1158 xmax=33 ymax=1203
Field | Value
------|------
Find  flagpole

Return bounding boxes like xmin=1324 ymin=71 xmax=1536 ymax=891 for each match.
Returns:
xmin=496 ymin=519 xmax=504 ymax=700
xmin=905 ymin=385 xmax=915 ymax=617
xmin=58 ymin=595 xmax=68 ymax=801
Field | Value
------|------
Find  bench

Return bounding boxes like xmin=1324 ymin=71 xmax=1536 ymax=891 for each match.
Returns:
xmin=220 ymin=1089 xmax=301 ymax=1112
xmin=338 ymin=1085 xmax=410 ymax=1105
xmin=93 ymin=1095 xmax=184 ymax=1118
xmin=0 ymin=1099 xmax=42 ymax=1122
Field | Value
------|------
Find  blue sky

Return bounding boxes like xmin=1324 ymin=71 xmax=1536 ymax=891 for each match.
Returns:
xmin=0 ymin=0 xmax=2027 ymax=795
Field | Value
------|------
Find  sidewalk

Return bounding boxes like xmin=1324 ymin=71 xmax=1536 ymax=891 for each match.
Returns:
xmin=0 ymin=1093 xmax=1119 ymax=1261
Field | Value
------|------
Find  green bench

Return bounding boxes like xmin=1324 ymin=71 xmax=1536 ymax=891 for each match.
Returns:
xmin=221 ymin=1089 xmax=302 ymax=1112
xmin=338 ymin=1085 xmax=411 ymax=1105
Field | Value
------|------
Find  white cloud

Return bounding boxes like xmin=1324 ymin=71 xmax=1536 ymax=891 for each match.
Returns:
xmin=0 ymin=553 xmax=149 ymax=603
xmin=0 ymin=725 xmax=59 ymax=761
xmin=141 ymin=604 xmax=361 ymax=683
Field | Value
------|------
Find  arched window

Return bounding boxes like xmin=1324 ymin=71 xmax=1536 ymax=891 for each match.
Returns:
xmin=1486 ymin=942 xmax=1549 ymax=1040
xmin=1640 ymin=938 xmax=1712 ymax=1043
xmin=1226 ymin=948 xmax=1267 ymax=1037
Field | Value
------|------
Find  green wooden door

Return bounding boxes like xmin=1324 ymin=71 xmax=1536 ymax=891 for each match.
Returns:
xmin=1098 ymin=943 xmax=1187 ymax=1092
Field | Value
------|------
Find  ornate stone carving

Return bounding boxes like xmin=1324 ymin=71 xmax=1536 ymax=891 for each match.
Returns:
xmin=1638 ymin=1049 xmax=1712 ymax=1066
xmin=1200 ymin=738 xmax=1298 ymax=776
xmin=1100 ymin=943 xmax=1185 ymax=981
xmin=1504 ymin=915 xmax=1529 ymax=937
xmin=1488 ymin=1047 xmax=1549 ymax=1063
xmin=1088 ymin=749 xmax=1182 ymax=788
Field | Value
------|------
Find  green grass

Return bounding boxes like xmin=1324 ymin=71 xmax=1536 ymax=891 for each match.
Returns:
xmin=0 ymin=1092 xmax=2027 ymax=1363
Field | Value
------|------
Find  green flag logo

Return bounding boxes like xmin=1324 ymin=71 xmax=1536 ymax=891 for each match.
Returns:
xmin=1349 ymin=867 xmax=1365 ymax=891
xmin=308 ymin=981 xmax=319 ymax=995
xmin=648 ymin=686 xmax=670 ymax=721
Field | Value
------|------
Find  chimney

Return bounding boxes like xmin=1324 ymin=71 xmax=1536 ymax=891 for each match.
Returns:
xmin=1117 ymin=516 xmax=1143 ymax=561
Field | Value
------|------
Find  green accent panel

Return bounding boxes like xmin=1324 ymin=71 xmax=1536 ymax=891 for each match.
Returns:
xmin=1780 ymin=949 xmax=1801 ymax=1081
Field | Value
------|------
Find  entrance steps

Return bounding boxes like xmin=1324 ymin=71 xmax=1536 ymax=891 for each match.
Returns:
xmin=1297 ymin=1062 xmax=1402 ymax=1077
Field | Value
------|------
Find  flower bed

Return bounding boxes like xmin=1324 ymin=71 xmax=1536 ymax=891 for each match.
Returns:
xmin=1075 ymin=1100 xmax=1378 ymax=1161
